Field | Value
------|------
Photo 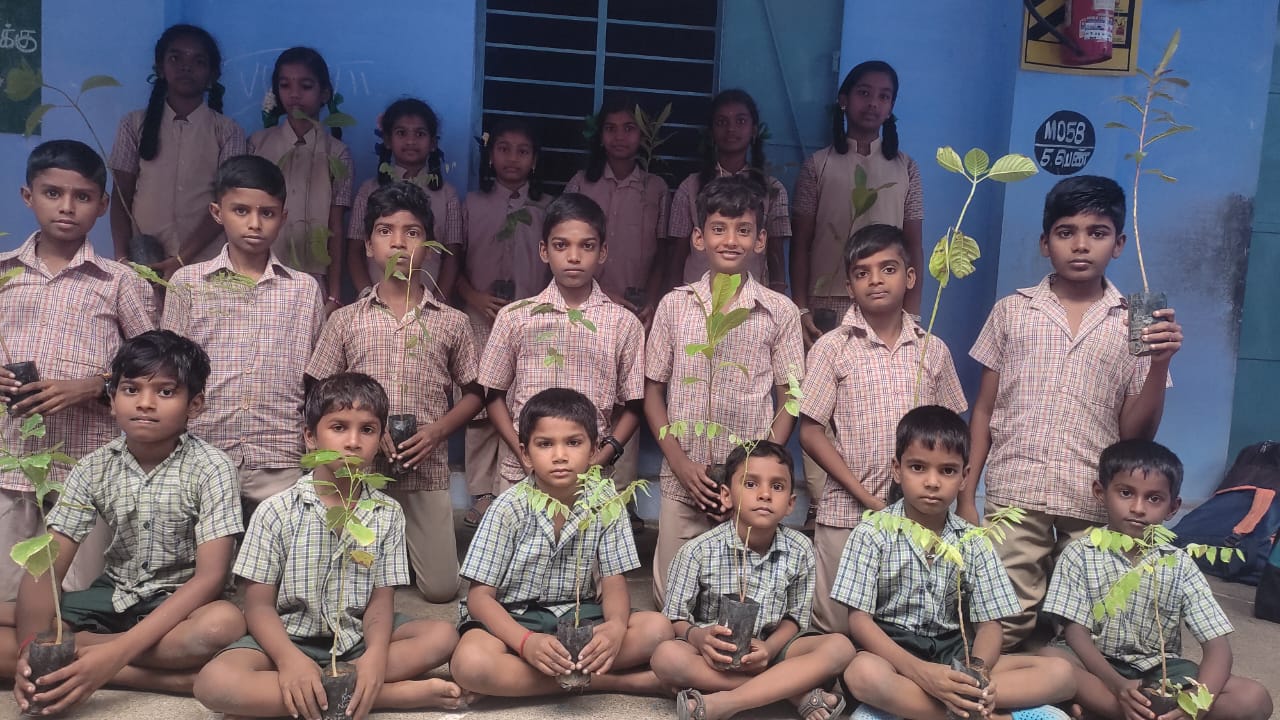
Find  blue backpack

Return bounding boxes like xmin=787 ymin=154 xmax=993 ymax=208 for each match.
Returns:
xmin=1170 ymin=441 xmax=1280 ymax=586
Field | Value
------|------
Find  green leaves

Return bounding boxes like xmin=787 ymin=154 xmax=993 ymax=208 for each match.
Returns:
xmin=963 ymin=148 xmax=989 ymax=176
xmin=1177 ymin=679 xmax=1214 ymax=720
xmin=496 ymin=208 xmax=534 ymax=242
xmin=985 ymin=154 xmax=1038 ymax=183
xmin=4 ymin=61 xmax=41 ymax=102
xmin=302 ymin=449 xmax=344 ymax=468
xmin=79 ymin=75 xmax=122 ymax=93
xmin=634 ymin=102 xmax=673 ymax=172
xmin=0 ymin=266 xmax=23 ymax=288
xmin=849 ymin=165 xmax=897 ymax=223
xmin=566 ymin=308 xmax=596 ymax=332
xmin=936 ymin=147 xmax=964 ymax=175
xmin=20 ymin=413 xmax=46 ymax=440
xmin=25 ymin=104 xmax=54 ymax=137
xmin=10 ymin=533 xmax=57 ymax=578
xmin=327 ymin=156 xmax=350 ymax=182
xmin=928 ymin=228 xmax=981 ymax=288
xmin=324 ymin=111 xmax=358 ymax=129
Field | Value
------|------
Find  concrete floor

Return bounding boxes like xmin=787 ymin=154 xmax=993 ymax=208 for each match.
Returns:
xmin=2 ymin=515 xmax=1277 ymax=720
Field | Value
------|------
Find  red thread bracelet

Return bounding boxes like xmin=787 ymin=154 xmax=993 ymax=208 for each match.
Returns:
xmin=18 ymin=634 xmax=35 ymax=655
xmin=517 ymin=629 xmax=534 ymax=657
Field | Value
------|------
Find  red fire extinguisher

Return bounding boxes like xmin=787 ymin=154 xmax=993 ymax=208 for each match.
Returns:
xmin=1024 ymin=0 xmax=1116 ymax=66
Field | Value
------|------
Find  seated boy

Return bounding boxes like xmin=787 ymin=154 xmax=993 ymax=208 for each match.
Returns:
xmin=450 ymin=388 xmax=673 ymax=697
xmin=0 ymin=139 xmax=157 ymax=598
xmin=963 ymin=175 xmax=1182 ymax=649
xmin=646 ymin=174 xmax=804 ymax=605
xmin=840 ymin=406 xmax=1075 ymax=720
xmin=653 ymin=440 xmax=854 ymax=720
xmin=1042 ymin=439 xmax=1273 ymax=720
xmin=306 ymin=181 xmax=483 ymax=603
xmin=193 ymin=373 xmax=471 ymax=718
xmin=163 ymin=154 xmax=324 ymax=509
xmin=4 ymin=330 xmax=244 ymax=714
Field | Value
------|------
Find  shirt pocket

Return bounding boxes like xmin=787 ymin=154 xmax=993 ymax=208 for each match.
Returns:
xmin=152 ymin=516 xmax=197 ymax=572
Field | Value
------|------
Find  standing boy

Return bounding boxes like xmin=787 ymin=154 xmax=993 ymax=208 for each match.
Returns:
xmin=654 ymin=440 xmax=853 ymax=720
xmin=5 ymin=330 xmax=245 ymax=714
xmin=306 ymin=182 xmax=483 ymax=603
xmin=478 ymin=193 xmax=645 ymax=494
xmin=162 ymin=154 xmax=324 ymax=508
xmin=962 ymin=176 xmax=1183 ymax=649
xmin=646 ymin=174 xmax=804 ymax=605
xmin=0 ymin=140 xmax=157 ymax=599
xmin=800 ymin=223 xmax=966 ymax=634
xmin=450 ymin=388 xmax=672 ymax=698
xmin=1043 ymin=439 xmax=1273 ymax=720
xmin=839 ymin=406 xmax=1076 ymax=720
xmin=193 ymin=373 xmax=471 ymax=718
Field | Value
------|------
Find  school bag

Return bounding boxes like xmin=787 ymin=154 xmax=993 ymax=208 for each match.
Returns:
xmin=1257 ymin=537 xmax=1280 ymax=622
xmin=1170 ymin=440 xmax=1280 ymax=586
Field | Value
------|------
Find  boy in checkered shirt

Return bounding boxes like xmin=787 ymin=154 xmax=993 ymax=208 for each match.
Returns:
xmin=654 ymin=440 xmax=854 ymax=720
xmin=162 ymin=155 xmax=324 ymax=509
xmin=478 ymin=193 xmax=645 ymax=494
xmin=646 ymin=174 xmax=804 ymax=606
xmin=839 ymin=406 xmax=1075 ymax=720
xmin=1042 ymin=439 xmax=1272 ymax=720
xmin=5 ymin=330 xmax=243 ymax=714
xmin=962 ymin=175 xmax=1183 ymax=650
xmin=306 ymin=181 xmax=484 ymax=604
xmin=450 ymin=388 xmax=672 ymax=698
xmin=800 ymin=223 xmax=966 ymax=636
xmin=194 ymin=373 xmax=472 ymax=718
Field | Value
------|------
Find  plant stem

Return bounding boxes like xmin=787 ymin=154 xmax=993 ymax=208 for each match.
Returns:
xmin=1132 ymin=86 xmax=1153 ymax=293
xmin=574 ymin=511 xmax=585 ymax=628
xmin=45 ymin=85 xmax=140 ymax=230
xmin=0 ymin=331 xmax=13 ymax=365
xmin=915 ymin=176 xmax=979 ymax=405
xmin=1153 ymin=568 xmax=1169 ymax=691
xmin=41 ymin=506 xmax=64 ymax=645
xmin=957 ymin=570 xmax=969 ymax=667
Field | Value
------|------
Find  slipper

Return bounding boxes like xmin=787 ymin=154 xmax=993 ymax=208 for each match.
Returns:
xmin=1011 ymin=705 xmax=1072 ymax=720
xmin=850 ymin=703 xmax=900 ymax=720
xmin=464 ymin=493 xmax=496 ymax=528
xmin=676 ymin=688 xmax=707 ymax=720
xmin=797 ymin=686 xmax=847 ymax=720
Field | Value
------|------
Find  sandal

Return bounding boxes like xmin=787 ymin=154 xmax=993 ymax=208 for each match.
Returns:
xmin=464 ymin=493 xmax=496 ymax=528
xmin=797 ymin=686 xmax=847 ymax=720
xmin=676 ymin=688 xmax=707 ymax=720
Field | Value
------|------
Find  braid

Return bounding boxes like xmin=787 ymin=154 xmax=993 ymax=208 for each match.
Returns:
xmin=527 ymin=162 xmax=543 ymax=201
xmin=882 ymin=114 xmax=900 ymax=160
xmin=427 ymin=148 xmax=444 ymax=191
xmin=478 ymin=139 xmax=495 ymax=193
xmin=138 ymin=77 xmax=167 ymax=162
xmin=207 ymin=80 xmax=225 ymax=113
xmin=750 ymin=131 xmax=766 ymax=173
xmin=833 ymin=104 xmax=849 ymax=155
xmin=697 ymin=130 xmax=717 ymax=188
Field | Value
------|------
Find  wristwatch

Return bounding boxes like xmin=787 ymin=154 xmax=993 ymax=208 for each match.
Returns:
xmin=601 ymin=435 xmax=624 ymax=463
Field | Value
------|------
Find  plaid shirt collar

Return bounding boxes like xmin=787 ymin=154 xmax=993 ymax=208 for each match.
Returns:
xmin=205 ymin=243 xmax=297 ymax=284
xmin=683 ymin=271 xmax=769 ymax=312
xmin=601 ymin=162 xmax=647 ymax=189
xmin=364 ymin=281 xmax=446 ymax=323
xmin=1019 ymin=273 xmax=1127 ymax=312
xmin=103 ymin=430 xmax=191 ymax=473
xmin=715 ymin=519 xmax=792 ymax=563
xmin=883 ymin=498 xmax=971 ymax=564
xmin=531 ymin=278 xmax=611 ymax=312
xmin=839 ymin=306 xmax=926 ymax=350
xmin=3 ymin=231 xmax=114 ymax=278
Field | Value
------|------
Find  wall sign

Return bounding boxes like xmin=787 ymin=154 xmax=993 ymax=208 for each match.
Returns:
xmin=1034 ymin=110 xmax=1095 ymax=175
xmin=0 ymin=0 xmax=41 ymax=135
xmin=1021 ymin=0 xmax=1142 ymax=76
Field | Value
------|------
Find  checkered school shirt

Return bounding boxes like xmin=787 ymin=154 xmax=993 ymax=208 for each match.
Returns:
xmin=830 ymin=500 xmax=1021 ymax=636
xmin=235 ymin=474 xmax=409 ymax=656
xmin=646 ymin=273 xmax=804 ymax=506
xmin=478 ymin=280 xmax=645 ymax=484
xmin=162 ymin=247 xmax=323 ymax=470
xmin=970 ymin=275 xmax=1169 ymax=523
xmin=664 ymin=520 xmax=815 ymax=636
xmin=1044 ymin=533 xmax=1233 ymax=672
xmin=48 ymin=433 xmax=242 ymax=611
xmin=348 ymin=171 xmax=463 ymax=250
xmin=0 ymin=233 xmax=156 ymax=491
xmin=306 ymin=284 xmax=478 ymax=491
xmin=802 ymin=307 xmax=967 ymax=528
xmin=669 ymin=169 xmax=792 ymax=285
xmin=458 ymin=477 xmax=640 ymax=623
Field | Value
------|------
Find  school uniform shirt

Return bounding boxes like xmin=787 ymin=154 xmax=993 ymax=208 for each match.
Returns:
xmin=646 ymin=273 xmax=805 ymax=507
xmin=792 ymin=142 xmax=922 ymax=298
xmin=802 ymin=307 xmax=966 ymax=529
xmin=162 ymin=246 xmax=324 ymax=470
xmin=47 ymin=433 xmax=242 ymax=611
xmin=234 ymin=474 xmax=409 ymax=655
xmin=109 ymin=102 xmax=246 ymax=264
xmin=969 ymin=275 xmax=1171 ymax=523
xmin=669 ymin=169 xmax=791 ymax=286
xmin=348 ymin=168 xmax=462 ymax=288
xmin=831 ymin=500 xmax=1020 ymax=637
xmin=458 ymin=477 xmax=640 ymax=623
xmin=664 ymin=520 xmax=815 ymax=637
xmin=306 ymin=283 xmax=478 ymax=491
xmin=477 ymin=280 xmax=645 ymax=485
xmin=564 ymin=166 xmax=669 ymax=303
xmin=1044 ymin=534 xmax=1233 ymax=672
xmin=462 ymin=183 xmax=552 ymax=310
xmin=0 ymin=233 xmax=157 ymax=491
xmin=249 ymin=123 xmax=354 ymax=275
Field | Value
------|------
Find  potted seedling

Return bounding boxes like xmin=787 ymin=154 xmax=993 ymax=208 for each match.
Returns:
xmin=2 ymin=413 xmax=79 ymax=715
xmin=1089 ymin=524 xmax=1238 ymax=719
xmin=0 ymin=267 xmax=40 ymax=409
xmin=3 ymin=61 xmax=165 ymax=265
xmin=917 ymin=147 xmax=1038 ymax=403
xmin=516 ymin=466 xmax=648 ymax=689
xmin=863 ymin=505 xmax=1027 ymax=719
xmin=1105 ymin=30 xmax=1193 ymax=356
xmin=297 ymin=448 xmax=396 ymax=720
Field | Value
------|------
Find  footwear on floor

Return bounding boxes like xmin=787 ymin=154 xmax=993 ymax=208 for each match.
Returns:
xmin=464 ymin=493 xmax=496 ymax=528
xmin=850 ymin=703 xmax=901 ymax=720
xmin=1012 ymin=705 xmax=1072 ymax=720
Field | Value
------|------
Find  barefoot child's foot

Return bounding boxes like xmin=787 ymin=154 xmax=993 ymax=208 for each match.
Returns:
xmin=406 ymin=677 xmax=476 ymax=710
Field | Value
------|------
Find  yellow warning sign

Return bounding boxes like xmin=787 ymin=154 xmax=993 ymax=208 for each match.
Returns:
xmin=1021 ymin=0 xmax=1143 ymax=76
